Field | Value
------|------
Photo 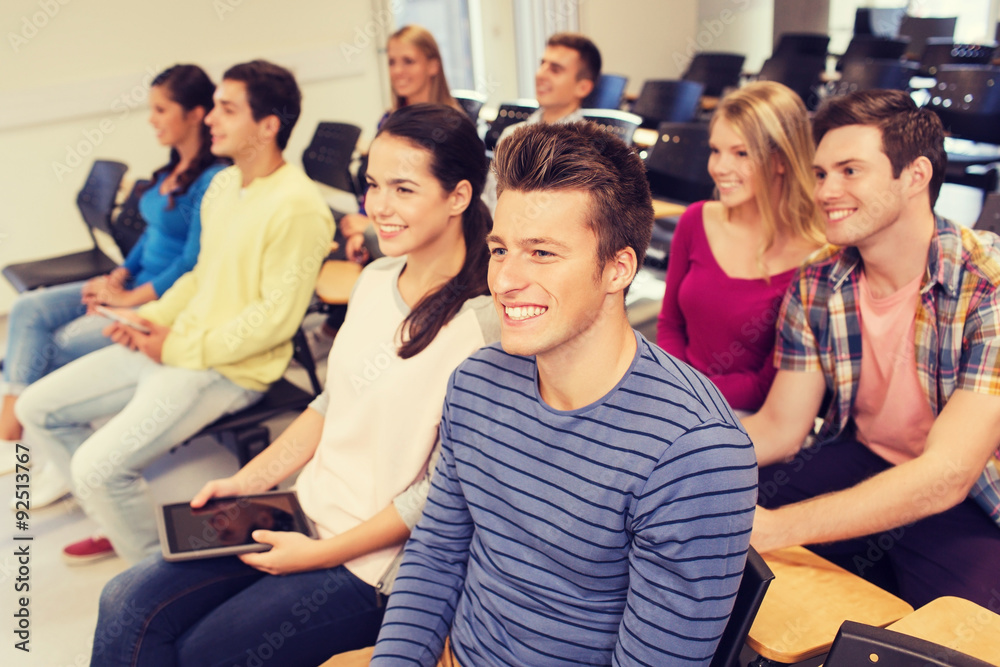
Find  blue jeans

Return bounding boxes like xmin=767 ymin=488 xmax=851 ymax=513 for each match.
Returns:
xmin=2 ymin=280 xmax=115 ymax=395
xmin=16 ymin=345 xmax=262 ymax=562
xmin=93 ymin=554 xmax=385 ymax=667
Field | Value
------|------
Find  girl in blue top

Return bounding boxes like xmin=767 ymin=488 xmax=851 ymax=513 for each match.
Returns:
xmin=0 ymin=65 xmax=226 ymax=486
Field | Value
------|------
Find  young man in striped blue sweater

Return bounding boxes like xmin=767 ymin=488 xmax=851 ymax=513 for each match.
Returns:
xmin=369 ymin=122 xmax=758 ymax=666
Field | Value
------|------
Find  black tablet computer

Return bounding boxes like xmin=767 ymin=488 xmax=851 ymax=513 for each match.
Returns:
xmin=156 ymin=491 xmax=317 ymax=562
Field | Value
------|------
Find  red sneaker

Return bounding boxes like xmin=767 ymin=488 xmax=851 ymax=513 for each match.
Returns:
xmin=62 ymin=536 xmax=116 ymax=565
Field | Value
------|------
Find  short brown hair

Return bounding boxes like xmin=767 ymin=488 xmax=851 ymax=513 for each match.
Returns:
xmin=223 ymin=60 xmax=301 ymax=150
xmin=493 ymin=121 xmax=653 ymax=292
xmin=547 ymin=33 xmax=602 ymax=83
xmin=812 ymin=89 xmax=946 ymax=206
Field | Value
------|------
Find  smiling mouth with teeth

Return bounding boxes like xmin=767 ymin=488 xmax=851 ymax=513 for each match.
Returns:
xmin=505 ymin=305 xmax=547 ymax=321
xmin=378 ymin=223 xmax=407 ymax=233
xmin=827 ymin=209 xmax=855 ymax=221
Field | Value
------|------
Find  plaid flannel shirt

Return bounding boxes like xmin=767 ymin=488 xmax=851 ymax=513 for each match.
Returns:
xmin=775 ymin=216 xmax=1000 ymax=524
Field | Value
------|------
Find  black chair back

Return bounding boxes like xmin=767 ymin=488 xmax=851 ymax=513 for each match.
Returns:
xmin=757 ymin=55 xmax=826 ymax=110
xmin=824 ymin=620 xmax=993 ymax=667
xmin=631 ymin=80 xmax=704 ymax=129
xmin=644 ymin=122 xmax=715 ymax=203
xmin=975 ymin=193 xmax=1000 ymax=235
xmin=582 ymin=74 xmax=628 ymax=110
xmin=898 ymin=15 xmax=957 ymax=61
xmin=484 ymin=100 xmax=538 ymax=152
xmin=77 ymin=159 xmax=129 ymax=239
xmin=302 ymin=122 xmax=362 ymax=196
xmin=921 ymin=38 xmax=997 ymax=77
xmin=831 ymin=58 xmax=919 ymax=96
xmin=710 ymin=548 xmax=775 ymax=667
xmin=112 ymin=179 xmax=149 ymax=257
xmin=452 ymin=90 xmax=487 ymax=122
xmin=854 ymin=7 xmax=907 ymax=38
xmin=682 ymin=53 xmax=745 ymax=97
xmin=838 ymin=35 xmax=911 ymax=71
xmin=772 ymin=32 xmax=829 ymax=58
xmin=581 ymin=109 xmax=642 ymax=146
xmin=928 ymin=65 xmax=1000 ymax=145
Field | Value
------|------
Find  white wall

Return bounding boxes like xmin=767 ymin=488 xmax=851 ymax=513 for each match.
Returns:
xmin=0 ymin=0 xmax=387 ymax=313
xmin=580 ymin=0 xmax=698 ymax=96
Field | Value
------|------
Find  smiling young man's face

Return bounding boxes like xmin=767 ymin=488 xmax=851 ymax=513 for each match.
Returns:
xmin=205 ymin=79 xmax=269 ymax=161
xmin=487 ymin=189 xmax=613 ymax=361
xmin=813 ymin=124 xmax=907 ymax=250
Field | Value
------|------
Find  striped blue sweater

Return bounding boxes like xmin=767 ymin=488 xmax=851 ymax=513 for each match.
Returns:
xmin=372 ymin=334 xmax=757 ymax=666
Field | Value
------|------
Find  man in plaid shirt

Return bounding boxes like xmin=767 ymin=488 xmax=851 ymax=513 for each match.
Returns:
xmin=743 ymin=89 xmax=1000 ymax=608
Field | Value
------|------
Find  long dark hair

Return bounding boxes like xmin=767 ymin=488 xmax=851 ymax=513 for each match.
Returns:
xmin=145 ymin=64 xmax=222 ymax=209
xmin=376 ymin=104 xmax=491 ymax=359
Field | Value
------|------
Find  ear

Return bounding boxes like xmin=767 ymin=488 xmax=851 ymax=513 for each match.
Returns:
xmin=604 ymin=246 xmax=638 ymax=295
xmin=186 ymin=105 xmax=207 ymax=125
xmin=259 ymin=114 xmax=282 ymax=145
xmin=903 ymin=155 xmax=933 ymax=199
xmin=429 ymin=58 xmax=441 ymax=78
xmin=575 ymin=77 xmax=595 ymax=102
xmin=449 ymin=179 xmax=473 ymax=216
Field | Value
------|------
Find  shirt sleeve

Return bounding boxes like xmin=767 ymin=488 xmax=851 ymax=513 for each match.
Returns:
xmin=774 ymin=274 xmax=822 ymax=373
xmin=121 ymin=234 xmax=147 ymax=278
xmin=614 ymin=421 xmax=757 ymax=666
xmin=392 ymin=441 xmax=440 ymax=530
xmin=372 ymin=378 xmax=473 ymax=666
xmin=137 ymin=268 xmax=197 ymax=326
xmin=656 ymin=205 xmax=697 ymax=360
xmin=145 ymin=167 xmax=220 ymax=297
xmin=158 ymin=211 xmax=329 ymax=369
xmin=958 ymin=286 xmax=1000 ymax=396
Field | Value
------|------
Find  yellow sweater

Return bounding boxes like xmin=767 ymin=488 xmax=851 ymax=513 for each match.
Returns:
xmin=138 ymin=164 xmax=333 ymax=391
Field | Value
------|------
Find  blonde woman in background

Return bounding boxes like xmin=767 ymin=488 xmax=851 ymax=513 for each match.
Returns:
xmin=657 ymin=81 xmax=825 ymax=413
xmin=319 ymin=26 xmax=464 ymax=354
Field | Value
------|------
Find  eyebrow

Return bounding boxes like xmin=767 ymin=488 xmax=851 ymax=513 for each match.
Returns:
xmin=814 ymin=158 xmax=864 ymax=170
xmin=367 ymin=176 xmax=420 ymax=187
xmin=485 ymin=234 xmax=570 ymax=250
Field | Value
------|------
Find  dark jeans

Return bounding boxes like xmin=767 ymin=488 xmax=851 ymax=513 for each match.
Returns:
xmin=92 ymin=554 xmax=385 ymax=667
xmin=759 ymin=433 xmax=1000 ymax=609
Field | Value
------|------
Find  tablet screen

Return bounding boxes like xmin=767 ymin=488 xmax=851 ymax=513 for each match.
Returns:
xmin=161 ymin=492 xmax=313 ymax=555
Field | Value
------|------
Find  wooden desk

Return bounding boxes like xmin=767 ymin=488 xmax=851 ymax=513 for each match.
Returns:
xmin=315 ymin=259 xmax=362 ymax=305
xmin=651 ymin=199 xmax=686 ymax=219
xmin=747 ymin=547 xmax=914 ymax=663
xmin=887 ymin=596 xmax=1000 ymax=665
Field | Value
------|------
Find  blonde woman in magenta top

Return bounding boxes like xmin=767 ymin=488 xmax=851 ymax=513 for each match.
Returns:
xmin=657 ymin=81 xmax=825 ymax=412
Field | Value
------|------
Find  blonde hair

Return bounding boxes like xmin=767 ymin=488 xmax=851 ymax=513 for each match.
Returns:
xmin=388 ymin=25 xmax=459 ymax=112
xmin=711 ymin=81 xmax=825 ymax=271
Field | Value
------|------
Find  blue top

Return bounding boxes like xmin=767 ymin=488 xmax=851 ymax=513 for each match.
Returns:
xmin=372 ymin=333 xmax=758 ymax=666
xmin=123 ymin=163 xmax=225 ymax=296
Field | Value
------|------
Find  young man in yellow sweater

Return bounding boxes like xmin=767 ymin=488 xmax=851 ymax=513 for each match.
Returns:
xmin=17 ymin=60 xmax=334 ymax=564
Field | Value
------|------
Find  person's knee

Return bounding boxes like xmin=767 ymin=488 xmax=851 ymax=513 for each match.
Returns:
xmin=13 ymin=383 xmax=46 ymax=431
xmin=93 ymin=566 xmax=155 ymax=659
xmin=70 ymin=445 xmax=129 ymax=500
xmin=8 ymin=291 xmax=46 ymax=328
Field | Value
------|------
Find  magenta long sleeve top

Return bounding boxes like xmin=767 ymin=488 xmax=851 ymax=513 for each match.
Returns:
xmin=656 ymin=201 xmax=797 ymax=411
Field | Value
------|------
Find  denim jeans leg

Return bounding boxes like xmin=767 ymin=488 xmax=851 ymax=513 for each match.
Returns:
xmin=92 ymin=554 xmax=267 ymax=667
xmin=16 ymin=344 xmax=144 ymax=484
xmin=16 ymin=345 xmax=263 ymax=562
xmin=70 ymin=362 xmax=262 ymax=563
xmin=176 ymin=565 xmax=385 ymax=667
xmin=2 ymin=281 xmax=89 ymax=394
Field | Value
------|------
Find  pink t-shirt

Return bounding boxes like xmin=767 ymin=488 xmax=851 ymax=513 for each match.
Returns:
xmin=656 ymin=201 xmax=797 ymax=411
xmin=853 ymin=271 xmax=936 ymax=464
